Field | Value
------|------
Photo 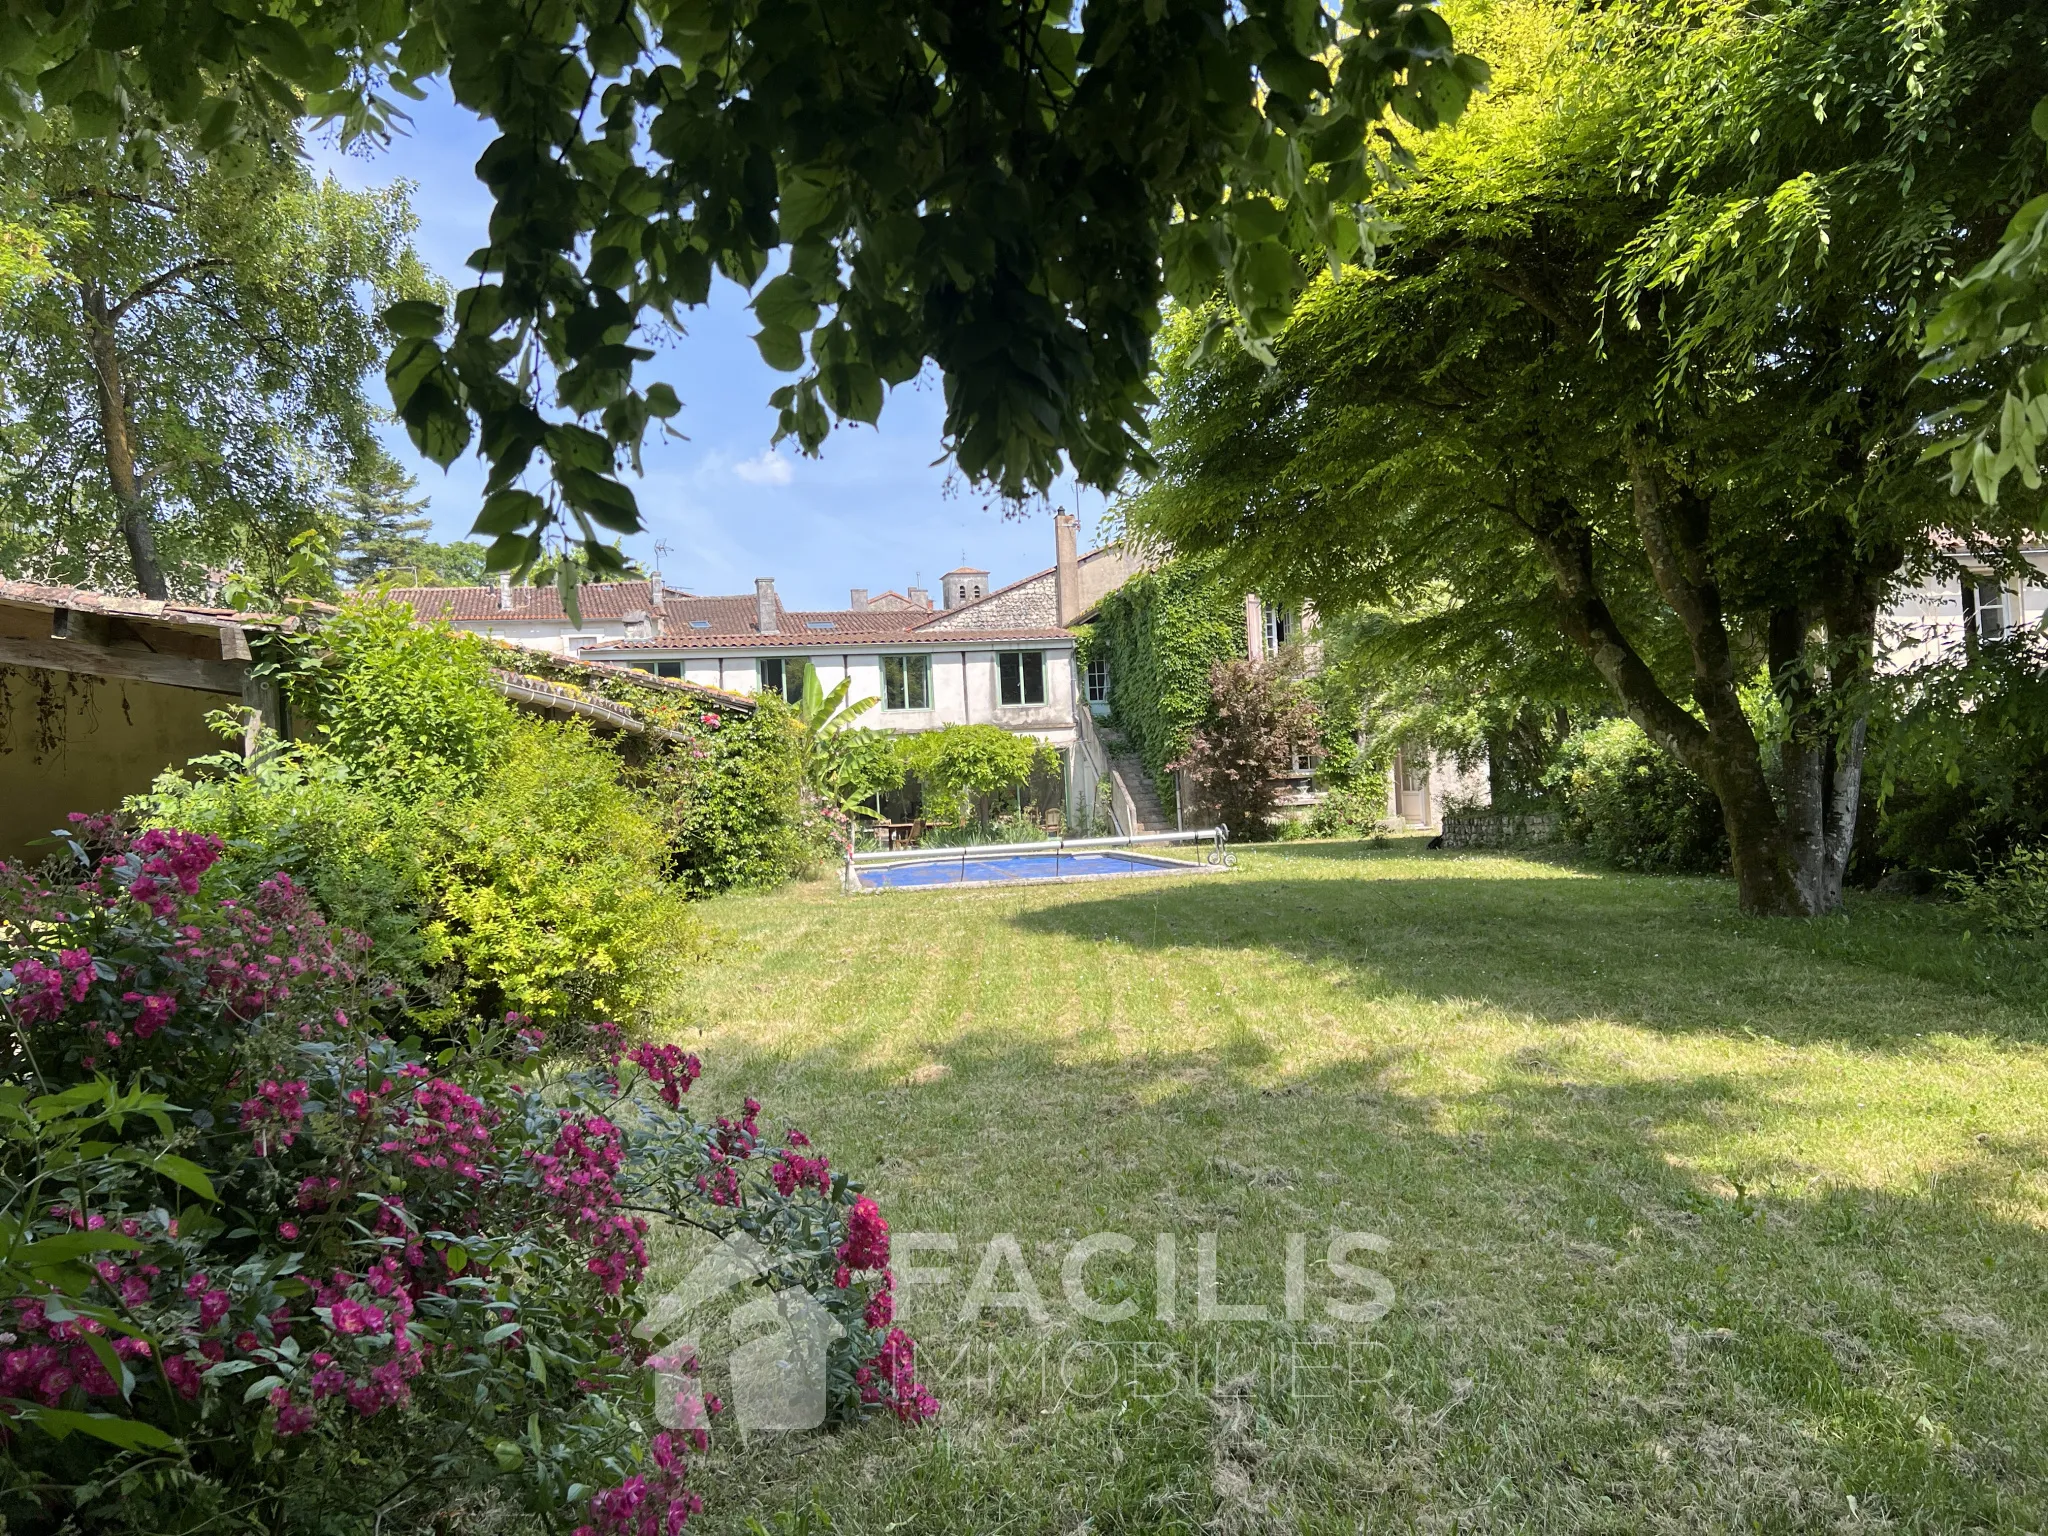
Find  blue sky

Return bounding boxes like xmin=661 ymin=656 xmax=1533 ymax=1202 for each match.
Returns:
xmin=310 ymin=89 xmax=1113 ymax=610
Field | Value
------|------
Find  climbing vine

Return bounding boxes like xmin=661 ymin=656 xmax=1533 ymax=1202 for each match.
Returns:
xmin=1090 ymin=553 xmax=1248 ymax=793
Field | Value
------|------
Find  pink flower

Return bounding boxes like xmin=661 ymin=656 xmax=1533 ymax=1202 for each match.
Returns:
xmin=626 ymin=1042 xmax=700 ymax=1110
xmin=772 ymin=1150 xmax=831 ymax=1197
xmin=271 ymin=1385 xmax=317 ymax=1436
xmin=837 ymin=1196 xmax=889 ymax=1272
xmin=239 ymin=1078 xmax=310 ymax=1154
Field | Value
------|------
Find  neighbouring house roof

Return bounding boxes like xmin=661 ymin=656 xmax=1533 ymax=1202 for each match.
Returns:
xmin=908 ymin=544 xmax=1127 ymax=631
xmin=862 ymin=590 xmax=931 ymax=612
xmin=381 ymin=579 xmax=668 ymax=624
xmin=663 ymin=593 xmax=783 ymax=633
xmin=584 ymin=626 xmax=1077 ymax=653
xmin=781 ymin=609 xmax=927 ymax=635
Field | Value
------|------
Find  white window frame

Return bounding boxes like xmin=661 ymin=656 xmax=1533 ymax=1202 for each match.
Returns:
xmin=1262 ymin=604 xmax=1293 ymax=656
xmin=1084 ymin=655 xmax=1109 ymax=704
xmin=1968 ymin=577 xmax=2011 ymax=644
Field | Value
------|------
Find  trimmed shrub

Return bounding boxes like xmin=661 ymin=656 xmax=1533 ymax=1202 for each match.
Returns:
xmin=1547 ymin=718 xmax=1727 ymax=874
xmin=1304 ymin=779 xmax=1391 ymax=838
xmin=420 ymin=716 xmax=694 ymax=1026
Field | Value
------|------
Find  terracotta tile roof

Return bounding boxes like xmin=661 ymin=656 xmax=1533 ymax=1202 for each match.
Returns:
xmin=382 ymin=580 xmax=664 ymax=623
xmin=662 ymin=594 xmax=782 ymax=633
xmin=584 ymin=627 xmax=1076 ymax=652
xmin=783 ymin=609 xmax=925 ymax=634
xmin=0 ymin=578 xmax=307 ymax=631
xmin=862 ymin=590 xmax=931 ymax=612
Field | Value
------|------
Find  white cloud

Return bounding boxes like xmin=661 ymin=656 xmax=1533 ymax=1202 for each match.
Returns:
xmin=731 ymin=450 xmax=794 ymax=486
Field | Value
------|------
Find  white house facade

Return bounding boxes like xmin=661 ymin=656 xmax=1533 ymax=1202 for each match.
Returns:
xmin=382 ymin=514 xmax=1130 ymax=757
xmin=1879 ymin=546 xmax=2048 ymax=671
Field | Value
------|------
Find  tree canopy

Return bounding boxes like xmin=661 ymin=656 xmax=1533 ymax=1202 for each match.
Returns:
xmin=1127 ymin=0 xmax=2048 ymax=915
xmin=0 ymin=127 xmax=438 ymax=597
xmin=0 ymin=0 xmax=1483 ymax=596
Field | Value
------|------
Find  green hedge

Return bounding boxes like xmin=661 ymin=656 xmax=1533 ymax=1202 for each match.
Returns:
xmin=1091 ymin=552 xmax=1246 ymax=792
xmin=1546 ymin=717 xmax=1727 ymax=874
xmin=653 ymin=694 xmax=814 ymax=892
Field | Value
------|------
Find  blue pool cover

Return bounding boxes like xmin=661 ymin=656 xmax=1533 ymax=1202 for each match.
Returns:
xmin=854 ymin=849 xmax=1202 ymax=890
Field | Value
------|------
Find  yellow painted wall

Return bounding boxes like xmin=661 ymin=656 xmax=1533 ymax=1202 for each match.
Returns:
xmin=0 ymin=666 xmax=227 ymax=861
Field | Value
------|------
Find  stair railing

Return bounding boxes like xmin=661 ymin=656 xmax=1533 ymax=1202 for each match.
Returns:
xmin=1071 ymin=695 xmax=1126 ymax=837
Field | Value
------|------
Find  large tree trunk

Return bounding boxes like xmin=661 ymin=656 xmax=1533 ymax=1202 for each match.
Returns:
xmin=81 ymin=285 xmax=165 ymax=599
xmin=1773 ymin=591 xmax=1881 ymax=915
xmin=1524 ymin=487 xmax=1810 ymax=917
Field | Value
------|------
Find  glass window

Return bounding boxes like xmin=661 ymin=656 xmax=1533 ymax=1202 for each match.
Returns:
xmin=757 ymin=658 xmax=808 ymax=703
xmin=1263 ymin=603 xmax=1293 ymax=655
xmin=882 ymin=654 xmax=931 ymax=711
xmin=656 ymin=661 xmax=683 ymax=679
xmin=1969 ymin=579 xmax=2009 ymax=643
xmin=630 ymin=662 xmax=657 ymax=674
xmin=1085 ymin=655 xmax=1109 ymax=704
xmin=998 ymin=650 xmax=1046 ymax=706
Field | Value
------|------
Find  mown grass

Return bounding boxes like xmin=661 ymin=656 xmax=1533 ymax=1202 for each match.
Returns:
xmin=657 ymin=839 xmax=2048 ymax=1534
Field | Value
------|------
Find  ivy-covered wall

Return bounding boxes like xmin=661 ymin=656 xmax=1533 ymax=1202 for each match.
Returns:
xmin=1090 ymin=552 xmax=1247 ymax=791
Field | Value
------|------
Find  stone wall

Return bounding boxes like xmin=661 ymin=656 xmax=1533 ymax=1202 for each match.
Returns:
xmin=1440 ymin=813 xmax=1558 ymax=850
xmin=925 ymin=571 xmax=1057 ymax=630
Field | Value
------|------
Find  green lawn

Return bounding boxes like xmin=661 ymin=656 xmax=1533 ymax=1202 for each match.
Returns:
xmin=659 ymin=840 xmax=2048 ymax=1534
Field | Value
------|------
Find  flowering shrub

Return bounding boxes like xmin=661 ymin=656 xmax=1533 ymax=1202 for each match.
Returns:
xmin=1 ymin=821 xmax=930 ymax=1534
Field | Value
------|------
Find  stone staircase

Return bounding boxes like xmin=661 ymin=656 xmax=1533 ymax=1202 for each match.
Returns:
xmin=1107 ymin=749 xmax=1176 ymax=833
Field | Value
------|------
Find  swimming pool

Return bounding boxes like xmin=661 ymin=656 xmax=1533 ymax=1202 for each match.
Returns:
xmin=847 ymin=839 xmax=1229 ymax=892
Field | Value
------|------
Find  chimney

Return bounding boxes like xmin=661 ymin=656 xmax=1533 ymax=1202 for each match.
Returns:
xmin=849 ymin=588 xmax=869 ymax=612
xmin=496 ymin=572 xmax=514 ymax=611
xmin=907 ymin=585 xmax=930 ymax=611
xmin=755 ymin=577 xmax=779 ymax=634
xmin=1055 ymin=512 xmax=1081 ymax=626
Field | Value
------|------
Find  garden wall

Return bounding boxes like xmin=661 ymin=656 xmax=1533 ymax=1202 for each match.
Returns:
xmin=1440 ymin=812 xmax=1558 ymax=849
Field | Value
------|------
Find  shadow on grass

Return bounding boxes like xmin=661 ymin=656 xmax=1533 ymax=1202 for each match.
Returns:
xmin=687 ymin=1018 xmax=2048 ymax=1533
xmin=996 ymin=867 xmax=2048 ymax=1049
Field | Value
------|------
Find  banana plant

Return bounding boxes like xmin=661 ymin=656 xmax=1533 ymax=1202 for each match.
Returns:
xmin=795 ymin=663 xmax=889 ymax=815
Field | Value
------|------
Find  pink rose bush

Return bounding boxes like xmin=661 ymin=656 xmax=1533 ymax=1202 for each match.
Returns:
xmin=0 ymin=819 xmax=931 ymax=1535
